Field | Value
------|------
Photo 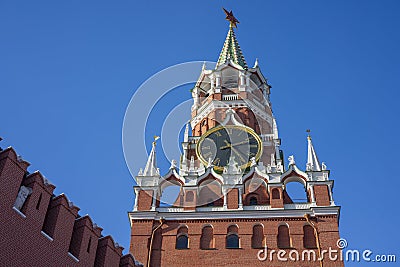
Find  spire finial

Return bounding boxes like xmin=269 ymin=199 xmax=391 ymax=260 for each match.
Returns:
xmin=253 ymin=58 xmax=259 ymax=68
xmin=306 ymin=131 xmax=322 ymax=171
xmin=223 ymin=8 xmax=239 ymax=28
xmin=153 ymin=135 xmax=160 ymax=145
xmin=288 ymin=155 xmax=296 ymax=166
xmin=142 ymin=135 xmax=160 ymax=176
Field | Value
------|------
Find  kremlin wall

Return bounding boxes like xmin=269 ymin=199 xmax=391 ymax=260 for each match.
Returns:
xmin=0 ymin=140 xmax=142 ymax=267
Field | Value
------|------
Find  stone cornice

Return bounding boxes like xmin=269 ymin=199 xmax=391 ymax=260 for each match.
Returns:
xmin=128 ymin=206 xmax=340 ymax=221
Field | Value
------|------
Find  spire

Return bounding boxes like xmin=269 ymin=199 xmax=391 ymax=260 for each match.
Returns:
xmin=306 ymin=131 xmax=321 ymax=171
xmin=253 ymin=58 xmax=259 ymax=68
xmin=183 ymin=122 xmax=190 ymax=143
xmin=142 ymin=136 xmax=160 ymax=176
xmin=216 ymin=9 xmax=248 ymax=69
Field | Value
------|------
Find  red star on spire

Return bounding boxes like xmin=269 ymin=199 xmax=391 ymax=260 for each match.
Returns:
xmin=223 ymin=8 xmax=239 ymax=28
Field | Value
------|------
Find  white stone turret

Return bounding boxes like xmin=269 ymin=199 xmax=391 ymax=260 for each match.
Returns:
xmin=142 ymin=137 xmax=160 ymax=176
xmin=183 ymin=122 xmax=190 ymax=143
xmin=306 ymin=134 xmax=321 ymax=171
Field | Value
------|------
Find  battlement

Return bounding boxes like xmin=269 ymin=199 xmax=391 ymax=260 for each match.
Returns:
xmin=0 ymin=144 xmax=142 ymax=267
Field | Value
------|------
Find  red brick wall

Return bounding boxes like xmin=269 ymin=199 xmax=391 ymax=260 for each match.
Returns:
xmin=183 ymin=189 xmax=197 ymax=210
xmin=138 ymin=190 xmax=154 ymax=211
xmin=270 ymin=187 xmax=284 ymax=208
xmin=314 ymin=185 xmax=331 ymax=206
xmin=227 ymin=188 xmax=239 ymax=209
xmin=129 ymin=220 xmax=153 ymax=265
xmin=243 ymin=178 xmax=269 ymax=206
xmin=130 ymin=218 xmax=344 ymax=267
xmin=0 ymin=147 xmax=140 ymax=267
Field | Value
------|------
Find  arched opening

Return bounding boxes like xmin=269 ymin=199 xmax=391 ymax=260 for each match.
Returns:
xmin=277 ymin=224 xmax=291 ymax=248
xmin=176 ymin=235 xmax=188 ymax=249
xmin=251 ymin=224 xmax=264 ymax=248
xmin=244 ymin=178 xmax=269 ymax=205
xmin=200 ymin=225 xmax=214 ymax=249
xmin=159 ymin=184 xmax=181 ymax=207
xmin=249 ymin=196 xmax=258 ymax=205
xmin=226 ymin=234 xmax=239 ymax=249
xmin=198 ymin=179 xmax=223 ymax=207
xmin=226 ymin=225 xmax=240 ymax=249
xmin=176 ymin=226 xmax=189 ymax=249
xmin=272 ymin=188 xmax=280 ymax=199
xmin=303 ymin=225 xmax=317 ymax=249
xmin=221 ymin=67 xmax=239 ymax=89
xmin=285 ymin=181 xmax=307 ymax=203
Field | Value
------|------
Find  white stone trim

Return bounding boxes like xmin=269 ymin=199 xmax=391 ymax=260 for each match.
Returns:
xmin=150 ymin=188 xmax=158 ymax=211
xmin=12 ymin=206 xmax=26 ymax=218
xmin=41 ymin=231 xmax=54 ymax=241
xmin=252 ymin=97 xmax=266 ymax=110
xmin=238 ymin=187 xmax=243 ymax=209
xmin=284 ymin=203 xmax=311 ymax=209
xmin=243 ymin=205 xmax=271 ymax=211
xmin=327 ymin=183 xmax=335 ymax=206
xmin=191 ymin=99 xmax=273 ymax=129
xmin=128 ymin=206 xmax=340 ymax=221
xmin=309 ymin=184 xmax=316 ymax=204
xmin=223 ymin=189 xmax=228 ymax=209
xmin=197 ymin=207 xmax=225 ymax=212
xmin=133 ymin=188 xmax=139 ymax=211
xmin=156 ymin=207 xmax=185 ymax=212
xmin=222 ymin=94 xmax=239 ymax=101
xmin=68 ymin=252 xmax=79 ymax=262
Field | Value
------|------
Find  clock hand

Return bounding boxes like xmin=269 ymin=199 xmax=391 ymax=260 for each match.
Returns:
xmin=221 ymin=140 xmax=253 ymax=150
xmin=220 ymin=140 xmax=231 ymax=150
xmin=230 ymin=140 xmax=252 ymax=147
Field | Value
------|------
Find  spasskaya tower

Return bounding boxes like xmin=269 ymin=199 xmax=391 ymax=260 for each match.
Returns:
xmin=129 ymin=9 xmax=343 ymax=267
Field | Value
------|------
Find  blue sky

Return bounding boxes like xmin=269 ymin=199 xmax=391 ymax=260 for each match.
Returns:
xmin=1 ymin=1 xmax=399 ymax=265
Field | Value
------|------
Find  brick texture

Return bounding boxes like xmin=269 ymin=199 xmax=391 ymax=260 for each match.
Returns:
xmin=0 ymin=147 xmax=141 ymax=267
xmin=130 ymin=218 xmax=344 ymax=266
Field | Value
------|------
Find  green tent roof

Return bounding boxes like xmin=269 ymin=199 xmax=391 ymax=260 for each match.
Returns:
xmin=216 ymin=25 xmax=248 ymax=70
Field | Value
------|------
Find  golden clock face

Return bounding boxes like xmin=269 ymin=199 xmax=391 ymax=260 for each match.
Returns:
xmin=196 ymin=125 xmax=263 ymax=171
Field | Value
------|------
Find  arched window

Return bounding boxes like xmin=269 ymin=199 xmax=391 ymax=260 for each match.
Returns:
xmin=249 ymin=196 xmax=258 ymax=205
xmin=303 ymin=225 xmax=317 ymax=248
xmin=200 ymin=225 xmax=214 ymax=249
xmin=244 ymin=178 xmax=269 ymax=205
xmin=226 ymin=225 xmax=239 ymax=249
xmin=226 ymin=234 xmax=239 ymax=248
xmin=176 ymin=226 xmax=189 ymax=249
xmin=277 ymin=224 xmax=291 ymax=248
xmin=176 ymin=235 xmax=188 ymax=249
xmin=285 ymin=181 xmax=307 ymax=203
xmin=198 ymin=179 xmax=223 ymax=207
xmin=251 ymin=224 xmax=264 ymax=248
xmin=160 ymin=184 xmax=181 ymax=207
xmin=272 ymin=188 xmax=280 ymax=199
